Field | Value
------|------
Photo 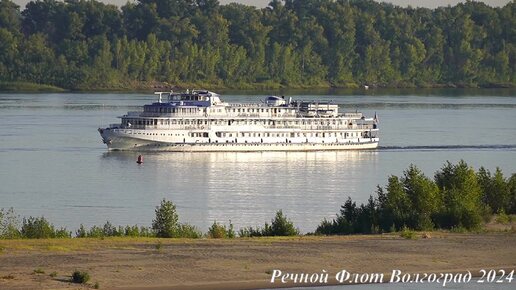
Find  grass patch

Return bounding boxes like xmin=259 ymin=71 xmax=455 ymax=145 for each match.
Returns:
xmin=400 ymin=227 xmax=418 ymax=240
xmin=94 ymin=281 xmax=100 ymax=289
xmin=0 ymin=81 xmax=65 ymax=92
xmin=45 ymin=245 xmax=72 ymax=252
xmin=71 ymin=270 xmax=90 ymax=284
xmin=33 ymin=267 xmax=45 ymax=274
xmin=49 ymin=271 xmax=57 ymax=277
xmin=495 ymin=211 xmax=511 ymax=224
xmin=450 ymin=226 xmax=468 ymax=233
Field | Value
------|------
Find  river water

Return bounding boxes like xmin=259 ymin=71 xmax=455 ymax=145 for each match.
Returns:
xmin=0 ymin=90 xmax=515 ymax=233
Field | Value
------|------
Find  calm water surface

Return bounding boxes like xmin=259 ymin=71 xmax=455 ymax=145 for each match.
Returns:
xmin=0 ymin=90 xmax=515 ymax=232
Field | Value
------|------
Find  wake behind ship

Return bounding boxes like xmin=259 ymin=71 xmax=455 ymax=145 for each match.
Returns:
xmin=98 ymin=90 xmax=379 ymax=152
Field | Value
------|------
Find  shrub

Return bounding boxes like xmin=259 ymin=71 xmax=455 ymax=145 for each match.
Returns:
xmin=238 ymin=226 xmax=263 ymax=237
xmin=76 ymin=224 xmax=87 ymax=238
xmin=266 ymin=210 xmax=299 ymax=236
xmin=138 ymin=226 xmax=153 ymax=237
xmin=152 ymin=199 xmax=179 ymax=238
xmin=54 ymin=227 xmax=71 ymax=238
xmin=33 ymin=268 xmax=45 ymax=274
xmin=21 ymin=216 xmax=70 ymax=239
xmin=177 ymin=224 xmax=202 ymax=238
xmin=102 ymin=221 xmax=117 ymax=237
xmin=495 ymin=210 xmax=510 ymax=224
xmin=87 ymin=225 xmax=104 ymax=238
xmin=49 ymin=271 xmax=57 ymax=277
xmin=239 ymin=210 xmax=299 ymax=237
xmin=0 ymin=208 xmax=21 ymax=239
xmin=124 ymin=225 xmax=140 ymax=237
xmin=208 ymin=221 xmax=235 ymax=239
xmin=400 ymin=226 xmax=418 ymax=239
xmin=71 ymin=270 xmax=90 ymax=284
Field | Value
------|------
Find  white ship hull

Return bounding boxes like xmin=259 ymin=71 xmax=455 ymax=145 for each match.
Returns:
xmin=99 ymin=128 xmax=378 ymax=152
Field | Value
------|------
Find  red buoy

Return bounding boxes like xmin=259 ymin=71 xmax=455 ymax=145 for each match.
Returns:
xmin=137 ymin=155 xmax=143 ymax=164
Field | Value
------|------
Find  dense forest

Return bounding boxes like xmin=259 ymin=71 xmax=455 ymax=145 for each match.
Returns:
xmin=0 ymin=0 xmax=514 ymax=90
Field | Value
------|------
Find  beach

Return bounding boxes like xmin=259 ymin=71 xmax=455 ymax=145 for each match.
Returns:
xmin=0 ymin=232 xmax=515 ymax=289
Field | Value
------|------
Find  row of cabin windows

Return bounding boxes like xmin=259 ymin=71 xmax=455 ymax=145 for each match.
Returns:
xmin=146 ymin=107 xmax=228 ymax=114
xmin=214 ymin=132 xmax=363 ymax=138
xmin=230 ymin=108 xmax=292 ymax=114
xmin=145 ymin=107 xmax=203 ymax=113
xmin=124 ymin=131 xmax=364 ymax=138
xmin=123 ymin=119 xmax=356 ymax=126
xmin=144 ymin=107 xmax=294 ymax=114
xmin=190 ymin=132 xmax=209 ymax=137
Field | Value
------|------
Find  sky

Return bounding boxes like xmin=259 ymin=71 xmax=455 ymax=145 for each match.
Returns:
xmin=10 ymin=0 xmax=512 ymax=10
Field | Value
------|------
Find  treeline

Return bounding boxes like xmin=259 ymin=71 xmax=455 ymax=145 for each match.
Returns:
xmin=0 ymin=200 xmax=299 ymax=239
xmin=0 ymin=0 xmax=514 ymax=90
xmin=1 ymin=161 xmax=514 ymax=239
xmin=316 ymin=161 xmax=516 ymax=235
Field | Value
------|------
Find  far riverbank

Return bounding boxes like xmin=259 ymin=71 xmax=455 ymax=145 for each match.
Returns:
xmin=1 ymin=80 xmax=514 ymax=94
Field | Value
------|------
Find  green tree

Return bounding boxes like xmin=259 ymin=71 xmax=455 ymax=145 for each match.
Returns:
xmin=152 ymin=199 xmax=179 ymax=238
xmin=265 ymin=210 xmax=299 ymax=236
xmin=434 ymin=161 xmax=484 ymax=230
xmin=402 ymin=165 xmax=440 ymax=230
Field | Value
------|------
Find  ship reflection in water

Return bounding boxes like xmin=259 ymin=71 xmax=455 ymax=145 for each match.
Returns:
xmin=101 ymin=150 xmax=379 ymax=232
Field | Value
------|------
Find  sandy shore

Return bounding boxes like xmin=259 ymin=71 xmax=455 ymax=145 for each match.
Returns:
xmin=0 ymin=232 xmax=515 ymax=289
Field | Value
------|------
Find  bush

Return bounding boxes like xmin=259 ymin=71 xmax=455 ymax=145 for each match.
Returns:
xmin=21 ymin=216 xmax=70 ymax=239
xmin=400 ymin=226 xmax=418 ymax=239
xmin=239 ymin=210 xmax=299 ymax=237
xmin=76 ymin=224 xmax=87 ymax=238
xmin=71 ymin=270 xmax=90 ymax=284
xmin=87 ymin=225 xmax=104 ymax=238
xmin=238 ymin=226 xmax=263 ymax=237
xmin=0 ymin=208 xmax=21 ymax=239
xmin=152 ymin=199 xmax=179 ymax=238
xmin=177 ymin=224 xmax=202 ymax=238
xmin=495 ymin=210 xmax=510 ymax=224
xmin=266 ymin=210 xmax=299 ymax=236
xmin=208 ymin=221 xmax=235 ymax=239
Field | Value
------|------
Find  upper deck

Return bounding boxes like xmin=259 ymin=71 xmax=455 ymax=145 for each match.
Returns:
xmin=129 ymin=90 xmax=362 ymax=120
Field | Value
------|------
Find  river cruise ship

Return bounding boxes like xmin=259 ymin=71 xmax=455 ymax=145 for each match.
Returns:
xmin=98 ymin=90 xmax=379 ymax=151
